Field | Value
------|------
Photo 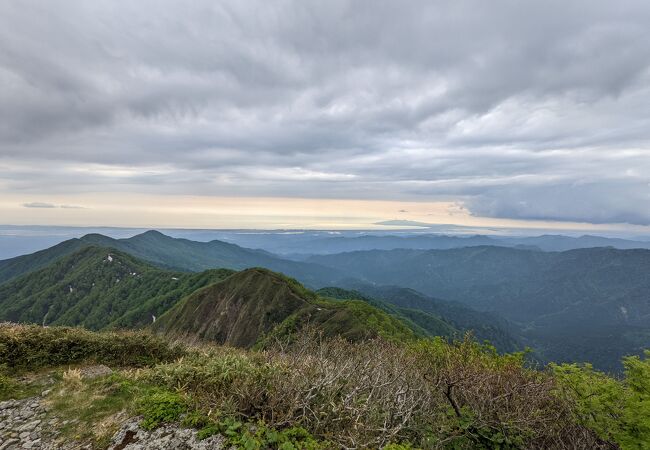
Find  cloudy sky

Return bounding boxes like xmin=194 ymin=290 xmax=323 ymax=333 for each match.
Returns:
xmin=1 ymin=0 xmax=649 ymax=231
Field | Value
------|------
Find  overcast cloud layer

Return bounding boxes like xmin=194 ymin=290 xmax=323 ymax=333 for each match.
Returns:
xmin=1 ymin=0 xmax=649 ymax=225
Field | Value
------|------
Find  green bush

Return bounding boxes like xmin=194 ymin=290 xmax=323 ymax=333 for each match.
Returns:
xmin=552 ymin=350 xmax=650 ymax=449
xmin=138 ymin=390 xmax=188 ymax=430
xmin=144 ymin=348 xmax=281 ymax=416
xmin=197 ymin=418 xmax=324 ymax=450
xmin=0 ymin=372 xmax=19 ymax=400
xmin=229 ymin=423 xmax=323 ymax=450
xmin=0 ymin=324 xmax=186 ymax=372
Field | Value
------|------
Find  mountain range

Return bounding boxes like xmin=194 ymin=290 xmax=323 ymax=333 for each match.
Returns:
xmin=0 ymin=232 xmax=521 ymax=351
xmin=0 ymin=230 xmax=345 ymax=287
xmin=0 ymin=246 xmax=235 ymax=330
xmin=0 ymin=245 xmax=446 ymax=348
xmin=213 ymin=231 xmax=650 ymax=255
xmin=1 ymin=230 xmax=649 ymax=371
xmin=308 ymin=246 xmax=650 ymax=370
xmin=154 ymin=267 xmax=417 ymax=347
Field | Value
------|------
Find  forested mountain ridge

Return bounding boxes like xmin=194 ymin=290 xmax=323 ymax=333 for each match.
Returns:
xmin=0 ymin=247 xmax=434 ymax=347
xmin=3 ymin=231 xmax=649 ymax=370
xmin=309 ymin=246 xmax=650 ymax=370
xmin=316 ymin=286 xmax=460 ymax=342
xmin=0 ymin=230 xmax=345 ymax=287
xmin=308 ymin=246 xmax=650 ymax=324
xmin=338 ymin=282 xmax=523 ymax=352
xmin=0 ymin=246 xmax=235 ymax=329
xmin=154 ymin=268 xmax=418 ymax=347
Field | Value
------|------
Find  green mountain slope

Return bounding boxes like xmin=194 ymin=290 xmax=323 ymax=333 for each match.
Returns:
xmin=0 ymin=238 xmax=88 ymax=285
xmin=154 ymin=268 xmax=417 ymax=347
xmin=341 ymin=283 xmax=522 ymax=352
xmin=316 ymin=286 xmax=459 ymax=340
xmin=0 ymin=246 xmax=234 ymax=330
xmin=0 ymin=231 xmax=344 ymax=287
xmin=0 ymin=245 xmax=475 ymax=350
xmin=308 ymin=246 xmax=650 ymax=324
xmin=309 ymin=246 xmax=650 ymax=370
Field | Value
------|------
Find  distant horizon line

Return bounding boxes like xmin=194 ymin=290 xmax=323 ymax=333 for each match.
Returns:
xmin=1 ymin=223 xmax=650 ymax=240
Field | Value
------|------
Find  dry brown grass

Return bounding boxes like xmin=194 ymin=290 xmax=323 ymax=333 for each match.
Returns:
xmin=145 ymin=328 xmax=612 ymax=448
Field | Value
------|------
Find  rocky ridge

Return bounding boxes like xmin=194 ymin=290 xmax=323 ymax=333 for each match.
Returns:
xmin=0 ymin=395 xmax=63 ymax=450
xmin=1 ymin=365 xmax=224 ymax=450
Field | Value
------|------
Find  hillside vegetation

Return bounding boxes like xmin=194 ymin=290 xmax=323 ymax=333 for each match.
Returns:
xmin=310 ymin=246 xmax=650 ymax=370
xmin=3 ymin=230 xmax=650 ymax=370
xmin=154 ymin=268 xmax=417 ymax=346
xmin=0 ymin=246 xmax=234 ymax=329
xmin=0 ymin=230 xmax=344 ymax=286
xmin=316 ymin=286 xmax=459 ymax=340
xmin=0 ymin=248 xmax=423 ymax=347
xmin=2 ymin=324 xmax=649 ymax=449
xmin=339 ymin=283 xmax=522 ymax=352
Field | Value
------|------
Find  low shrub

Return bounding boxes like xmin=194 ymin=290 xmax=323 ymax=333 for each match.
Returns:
xmin=138 ymin=390 xmax=188 ymax=430
xmin=191 ymin=416 xmax=326 ymax=449
xmin=552 ymin=350 xmax=650 ymax=449
xmin=0 ymin=323 xmax=186 ymax=372
xmin=226 ymin=422 xmax=324 ymax=450
xmin=143 ymin=346 xmax=281 ymax=417
xmin=1 ymin=324 xmax=630 ymax=448
xmin=141 ymin=329 xmax=609 ymax=448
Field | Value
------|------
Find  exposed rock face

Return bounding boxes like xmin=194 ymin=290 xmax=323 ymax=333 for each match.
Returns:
xmin=77 ymin=365 xmax=112 ymax=380
xmin=108 ymin=418 xmax=225 ymax=450
xmin=0 ymin=396 xmax=70 ymax=450
xmin=1 ymin=365 xmax=224 ymax=449
xmin=1 ymin=398 xmax=225 ymax=450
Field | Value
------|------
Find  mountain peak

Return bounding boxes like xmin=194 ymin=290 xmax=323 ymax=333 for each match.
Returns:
xmin=79 ymin=233 xmax=115 ymax=244
xmin=131 ymin=230 xmax=169 ymax=240
xmin=154 ymin=266 xmax=415 ymax=347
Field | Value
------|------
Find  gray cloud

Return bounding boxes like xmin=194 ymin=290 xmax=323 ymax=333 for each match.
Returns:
xmin=1 ymin=0 xmax=650 ymax=225
xmin=22 ymin=202 xmax=87 ymax=209
xmin=23 ymin=202 xmax=56 ymax=209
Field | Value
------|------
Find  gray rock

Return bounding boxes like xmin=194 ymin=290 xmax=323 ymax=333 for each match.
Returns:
xmin=19 ymin=420 xmax=40 ymax=432
xmin=108 ymin=418 xmax=225 ymax=450
xmin=78 ymin=365 xmax=113 ymax=380
xmin=0 ymin=397 xmax=49 ymax=450
xmin=0 ymin=438 xmax=20 ymax=450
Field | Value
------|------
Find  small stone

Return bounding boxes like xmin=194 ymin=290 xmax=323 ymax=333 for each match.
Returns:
xmin=0 ymin=438 xmax=20 ymax=450
xmin=19 ymin=419 xmax=41 ymax=432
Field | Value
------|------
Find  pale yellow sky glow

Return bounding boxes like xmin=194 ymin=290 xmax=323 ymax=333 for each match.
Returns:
xmin=2 ymin=193 xmax=647 ymax=233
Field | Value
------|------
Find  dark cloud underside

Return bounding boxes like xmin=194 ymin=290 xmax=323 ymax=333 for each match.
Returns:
xmin=1 ymin=0 xmax=649 ymax=224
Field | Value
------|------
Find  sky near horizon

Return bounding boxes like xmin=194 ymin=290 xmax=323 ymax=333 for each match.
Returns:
xmin=1 ymin=1 xmax=649 ymax=231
